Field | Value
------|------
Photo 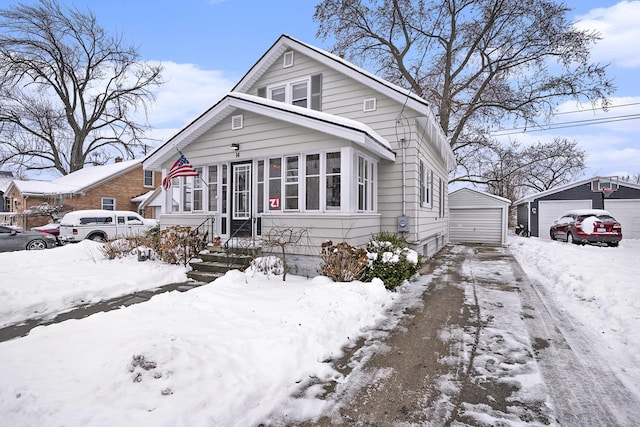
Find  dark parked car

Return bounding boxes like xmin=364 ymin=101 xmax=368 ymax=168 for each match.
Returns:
xmin=550 ymin=209 xmax=622 ymax=247
xmin=0 ymin=225 xmax=58 ymax=252
xmin=31 ymin=222 xmax=62 ymax=245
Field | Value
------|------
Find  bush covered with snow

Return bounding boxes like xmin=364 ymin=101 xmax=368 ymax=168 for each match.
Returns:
xmin=317 ymin=233 xmax=421 ymax=290
xmin=363 ymin=232 xmax=421 ymax=290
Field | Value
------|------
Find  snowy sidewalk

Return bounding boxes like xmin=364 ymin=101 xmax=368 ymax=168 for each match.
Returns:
xmin=0 ymin=281 xmax=200 ymax=342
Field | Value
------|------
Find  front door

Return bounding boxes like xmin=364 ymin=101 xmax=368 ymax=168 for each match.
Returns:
xmin=230 ymin=162 xmax=252 ymax=237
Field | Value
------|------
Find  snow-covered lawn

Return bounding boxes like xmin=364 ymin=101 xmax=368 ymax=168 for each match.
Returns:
xmin=0 ymin=237 xmax=638 ymax=425
xmin=0 ymin=241 xmax=190 ymax=328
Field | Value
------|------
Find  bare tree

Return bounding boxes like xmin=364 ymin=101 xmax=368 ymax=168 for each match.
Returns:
xmin=261 ymin=225 xmax=310 ymax=281
xmin=314 ymin=0 xmax=613 ymax=184
xmin=481 ymin=137 xmax=586 ymax=201
xmin=0 ymin=0 xmax=163 ymax=176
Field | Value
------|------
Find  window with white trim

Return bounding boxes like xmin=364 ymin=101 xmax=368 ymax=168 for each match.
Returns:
xmin=192 ymin=167 xmax=203 ymax=211
xmin=326 ymin=152 xmax=341 ymax=209
xmin=419 ymin=161 xmax=433 ymax=208
xmin=268 ymin=158 xmax=282 ymax=211
xmin=285 ymin=155 xmax=299 ymax=210
xmin=258 ymin=74 xmax=322 ymax=111
xmin=208 ymin=165 xmax=218 ymax=212
xmin=439 ymin=177 xmax=445 ymax=217
xmin=358 ymin=155 xmax=375 ymax=211
xmin=101 ymin=197 xmax=115 ymax=210
xmin=143 ymin=170 xmax=154 ymax=187
xmin=305 ymin=154 xmax=320 ymax=211
xmin=257 ymin=160 xmax=265 ymax=214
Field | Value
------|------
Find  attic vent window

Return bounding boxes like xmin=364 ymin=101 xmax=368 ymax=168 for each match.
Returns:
xmin=363 ymin=98 xmax=377 ymax=112
xmin=232 ymin=114 xmax=244 ymax=130
xmin=283 ymin=51 xmax=294 ymax=68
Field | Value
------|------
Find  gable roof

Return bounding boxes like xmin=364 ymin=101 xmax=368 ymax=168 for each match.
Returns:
xmin=233 ymin=34 xmax=432 ymax=116
xmin=514 ymin=176 xmax=640 ymax=205
xmin=7 ymin=159 xmax=141 ymax=197
xmin=450 ymin=187 xmax=511 ymax=205
xmin=144 ymin=92 xmax=396 ymax=170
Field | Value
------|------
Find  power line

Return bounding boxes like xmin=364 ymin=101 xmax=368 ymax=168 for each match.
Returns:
xmin=491 ymin=113 xmax=640 ymax=136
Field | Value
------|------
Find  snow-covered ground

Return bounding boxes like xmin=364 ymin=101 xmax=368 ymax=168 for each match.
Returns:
xmin=0 ymin=237 xmax=638 ymax=425
xmin=508 ymin=236 xmax=640 ymax=398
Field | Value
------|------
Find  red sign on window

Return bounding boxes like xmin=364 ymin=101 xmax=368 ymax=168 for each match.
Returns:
xmin=269 ymin=197 xmax=281 ymax=209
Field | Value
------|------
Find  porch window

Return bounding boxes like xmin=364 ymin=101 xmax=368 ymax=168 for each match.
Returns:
xmin=193 ymin=167 xmax=203 ymax=211
xmin=358 ymin=156 xmax=374 ymax=211
xmin=208 ymin=165 xmax=218 ymax=212
xmin=182 ymin=177 xmax=192 ymax=212
xmin=257 ymin=160 xmax=264 ymax=213
xmin=285 ymin=155 xmax=299 ymax=210
xmin=221 ymin=165 xmax=228 ymax=215
xmin=268 ymin=158 xmax=282 ymax=211
xmin=305 ymin=154 xmax=320 ymax=210
xmin=326 ymin=152 xmax=341 ymax=209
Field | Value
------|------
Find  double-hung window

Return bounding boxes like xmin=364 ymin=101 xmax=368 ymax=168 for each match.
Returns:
xmin=208 ymin=165 xmax=218 ymax=212
xmin=326 ymin=152 xmax=341 ymax=209
xmin=193 ymin=167 xmax=203 ymax=211
xmin=420 ymin=161 xmax=433 ymax=208
xmin=285 ymin=156 xmax=299 ymax=210
xmin=358 ymin=156 xmax=374 ymax=211
xmin=268 ymin=158 xmax=282 ymax=210
xmin=143 ymin=170 xmax=154 ymax=187
xmin=305 ymin=154 xmax=320 ymax=210
xmin=258 ymin=74 xmax=322 ymax=111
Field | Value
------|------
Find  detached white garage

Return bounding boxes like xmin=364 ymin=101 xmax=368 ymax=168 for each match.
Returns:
xmin=449 ymin=188 xmax=511 ymax=245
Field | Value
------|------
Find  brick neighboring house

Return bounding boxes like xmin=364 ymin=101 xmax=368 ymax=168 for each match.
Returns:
xmin=4 ymin=158 xmax=161 ymax=230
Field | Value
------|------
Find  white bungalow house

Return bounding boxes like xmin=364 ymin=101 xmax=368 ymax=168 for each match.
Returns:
xmin=143 ymin=34 xmax=455 ymax=275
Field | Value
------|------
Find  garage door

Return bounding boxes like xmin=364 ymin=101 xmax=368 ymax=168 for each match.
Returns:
xmin=450 ymin=208 xmax=503 ymax=244
xmin=605 ymin=199 xmax=640 ymax=239
xmin=538 ymin=200 xmax=591 ymax=240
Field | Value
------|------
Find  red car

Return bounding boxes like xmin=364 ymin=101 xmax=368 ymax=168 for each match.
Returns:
xmin=550 ymin=209 xmax=622 ymax=247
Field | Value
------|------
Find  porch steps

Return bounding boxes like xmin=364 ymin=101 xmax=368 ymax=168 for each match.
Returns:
xmin=187 ymin=245 xmax=260 ymax=283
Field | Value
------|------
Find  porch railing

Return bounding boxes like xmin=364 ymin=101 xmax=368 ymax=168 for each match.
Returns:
xmin=181 ymin=215 xmax=216 ymax=266
xmin=223 ymin=216 xmax=258 ymax=269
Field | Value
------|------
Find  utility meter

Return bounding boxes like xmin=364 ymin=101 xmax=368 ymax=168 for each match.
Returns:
xmin=397 ymin=215 xmax=410 ymax=232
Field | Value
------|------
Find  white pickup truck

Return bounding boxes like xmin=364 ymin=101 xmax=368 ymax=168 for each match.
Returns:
xmin=59 ymin=210 xmax=158 ymax=243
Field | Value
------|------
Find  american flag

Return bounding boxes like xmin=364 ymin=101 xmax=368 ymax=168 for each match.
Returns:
xmin=162 ymin=154 xmax=199 ymax=189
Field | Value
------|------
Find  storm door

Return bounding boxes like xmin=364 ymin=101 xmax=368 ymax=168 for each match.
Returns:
xmin=230 ymin=162 xmax=252 ymax=237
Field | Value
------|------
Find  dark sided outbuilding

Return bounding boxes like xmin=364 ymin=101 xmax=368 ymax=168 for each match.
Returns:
xmin=514 ymin=177 xmax=640 ymax=239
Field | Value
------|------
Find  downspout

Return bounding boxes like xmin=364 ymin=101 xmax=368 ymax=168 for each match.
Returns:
xmin=401 ymin=138 xmax=406 ymax=216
